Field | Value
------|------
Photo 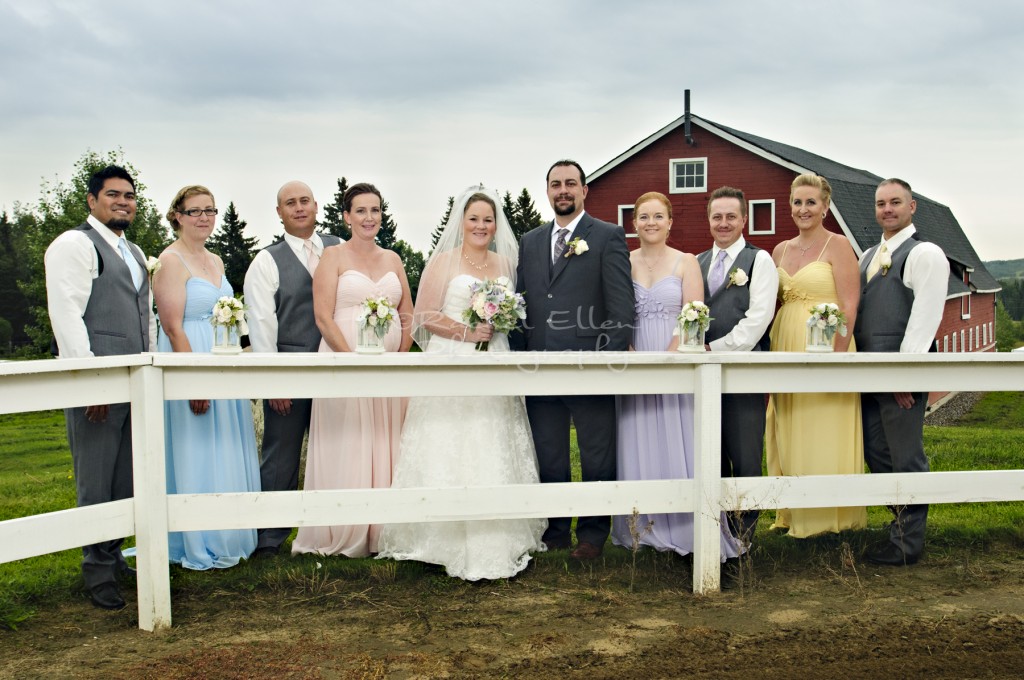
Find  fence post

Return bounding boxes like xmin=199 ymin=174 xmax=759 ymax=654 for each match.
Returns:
xmin=129 ymin=363 xmax=172 ymax=631
xmin=692 ymin=362 xmax=723 ymax=593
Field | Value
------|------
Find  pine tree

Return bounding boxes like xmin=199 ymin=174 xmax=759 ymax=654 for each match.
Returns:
xmin=509 ymin=188 xmax=544 ymax=240
xmin=429 ymin=196 xmax=455 ymax=254
xmin=320 ymin=177 xmax=351 ymax=240
xmin=208 ymin=202 xmax=259 ymax=295
xmin=18 ymin=149 xmax=171 ymax=352
xmin=376 ymin=200 xmax=399 ymax=251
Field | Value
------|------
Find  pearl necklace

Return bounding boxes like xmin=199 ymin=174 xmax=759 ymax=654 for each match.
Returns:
xmin=462 ymin=249 xmax=488 ymax=271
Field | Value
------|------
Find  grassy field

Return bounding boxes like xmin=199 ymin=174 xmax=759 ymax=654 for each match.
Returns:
xmin=1 ymin=394 xmax=1023 ymax=631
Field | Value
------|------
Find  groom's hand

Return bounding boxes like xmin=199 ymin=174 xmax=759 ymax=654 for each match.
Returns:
xmin=893 ymin=392 xmax=916 ymax=410
xmin=85 ymin=404 xmax=110 ymax=423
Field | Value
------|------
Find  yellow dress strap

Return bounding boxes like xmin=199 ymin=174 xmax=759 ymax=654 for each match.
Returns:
xmin=815 ymin=234 xmax=834 ymax=262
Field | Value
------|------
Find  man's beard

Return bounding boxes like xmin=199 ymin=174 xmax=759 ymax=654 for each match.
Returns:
xmin=107 ymin=218 xmax=131 ymax=232
xmin=553 ymin=200 xmax=577 ymax=217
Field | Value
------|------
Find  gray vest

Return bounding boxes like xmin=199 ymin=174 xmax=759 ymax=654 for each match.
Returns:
xmin=77 ymin=223 xmax=150 ymax=356
xmin=854 ymin=235 xmax=921 ymax=352
xmin=697 ymin=243 xmax=770 ymax=351
xmin=266 ymin=234 xmax=341 ymax=352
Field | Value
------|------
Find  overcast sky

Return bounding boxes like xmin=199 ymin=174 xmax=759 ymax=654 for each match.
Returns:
xmin=1 ymin=0 xmax=1021 ymax=260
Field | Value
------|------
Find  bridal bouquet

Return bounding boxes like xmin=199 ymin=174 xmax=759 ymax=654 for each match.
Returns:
xmin=806 ymin=302 xmax=848 ymax=342
xmin=358 ymin=296 xmax=397 ymax=339
xmin=463 ymin=276 xmax=526 ymax=350
xmin=210 ymin=295 xmax=248 ymax=335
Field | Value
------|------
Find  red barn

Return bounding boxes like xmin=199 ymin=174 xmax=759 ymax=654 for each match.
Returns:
xmin=584 ymin=111 xmax=1000 ymax=366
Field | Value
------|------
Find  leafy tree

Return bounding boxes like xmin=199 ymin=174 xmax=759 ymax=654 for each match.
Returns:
xmin=0 ymin=210 xmax=33 ymax=348
xmin=319 ymin=177 xmax=351 ymax=240
xmin=208 ymin=202 xmax=259 ymax=294
xmin=429 ymin=196 xmax=455 ymax=254
xmin=18 ymin=149 xmax=171 ymax=352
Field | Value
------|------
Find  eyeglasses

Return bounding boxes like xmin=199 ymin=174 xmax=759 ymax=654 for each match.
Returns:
xmin=178 ymin=208 xmax=219 ymax=217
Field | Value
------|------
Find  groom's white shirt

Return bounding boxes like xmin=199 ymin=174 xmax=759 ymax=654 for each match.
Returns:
xmin=549 ymin=211 xmax=585 ymax=262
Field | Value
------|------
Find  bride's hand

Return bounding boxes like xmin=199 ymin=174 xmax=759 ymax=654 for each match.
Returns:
xmin=464 ymin=323 xmax=493 ymax=343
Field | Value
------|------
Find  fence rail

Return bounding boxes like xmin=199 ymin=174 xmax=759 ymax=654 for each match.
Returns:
xmin=2 ymin=351 xmax=1023 ymax=631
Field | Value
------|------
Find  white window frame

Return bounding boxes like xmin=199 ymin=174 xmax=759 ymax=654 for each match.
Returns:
xmin=618 ymin=205 xmax=638 ymax=238
xmin=943 ymin=335 xmax=949 ymax=352
xmin=747 ymin=199 xmax=776 ymax=235
xmin=961 ymin=329 xmax=966 ymax=352
xmin=952 ymin=332 xmax=958 ymax=352
xmin=668 ymin=157 xmax=708 ymax=194
xmin=961 ymin=294 xmax=971 ymax=319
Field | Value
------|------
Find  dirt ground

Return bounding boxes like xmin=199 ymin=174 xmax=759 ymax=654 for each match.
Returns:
xmin=2 ymin=543 xmax=1024 ymax=680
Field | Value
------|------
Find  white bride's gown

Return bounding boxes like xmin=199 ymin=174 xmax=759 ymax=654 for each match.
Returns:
xmin=377 ymin=274 xmax=546 ymax=580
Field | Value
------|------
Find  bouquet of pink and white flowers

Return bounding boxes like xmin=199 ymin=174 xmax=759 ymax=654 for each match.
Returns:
xmin=462 ymin=276 xmax=526 ymax=350
xmin=210 ymin=295 xmax=248 ymax=335
xmin=358 ymin=296 xmax=397 ymax=339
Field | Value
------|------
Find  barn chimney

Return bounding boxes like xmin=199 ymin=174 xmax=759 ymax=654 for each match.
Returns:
xmin=684 ymin=89 xmax=696 ymax=146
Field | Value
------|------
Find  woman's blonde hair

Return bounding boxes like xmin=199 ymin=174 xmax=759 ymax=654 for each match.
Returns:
xmin=790 ymin=174 xmax=832 ymax=208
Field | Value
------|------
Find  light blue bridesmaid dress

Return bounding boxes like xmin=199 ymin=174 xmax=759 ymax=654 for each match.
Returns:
xmin=157 ymin=262 xmax=260 ymax=569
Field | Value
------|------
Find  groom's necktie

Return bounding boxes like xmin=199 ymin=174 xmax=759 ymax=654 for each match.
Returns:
xmin=708 ymin=250 xmax=728 ymax=294
xmin=552 ymin=228 xmax=569 ymax=265
xmin=117 ymin=236 xmax=144 ymax=291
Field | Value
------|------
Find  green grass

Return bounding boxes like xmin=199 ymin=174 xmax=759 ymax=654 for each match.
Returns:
xmin=2 ymin=396 xmax=1024 ymax=629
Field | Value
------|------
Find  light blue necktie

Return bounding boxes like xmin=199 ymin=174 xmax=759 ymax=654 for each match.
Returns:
xmin=117 ymin=237 xmax=144 ymax=291
xmin=708 ymin=250 xmax=728 ymax=294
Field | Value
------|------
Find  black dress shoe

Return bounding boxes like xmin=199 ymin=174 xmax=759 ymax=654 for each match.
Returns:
xmin=864 ymin=542 xmax=920 ymax=566
xmin=252 ymin=546 xmax=279 ymax=559
xmin=90 ymin=583 xmax=126 ymax=610
xmin=570 ymin=542 xmax=603 ymax=560
xmin=119 ymin=564 xmax=137 ymax=580
xmin=543 ymin=538 xmax=570 ymax=551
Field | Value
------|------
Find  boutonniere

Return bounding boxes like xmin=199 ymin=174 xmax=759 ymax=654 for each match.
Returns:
xmin=726 ymin=268 xmax=748 ymax=288
xmin=564 ymin=237 xmax=589 ymax=258
xmin=879 ymin=249 xmax=892 ymax=276
xmin=146 ymin=256 xmax=161 ymax=279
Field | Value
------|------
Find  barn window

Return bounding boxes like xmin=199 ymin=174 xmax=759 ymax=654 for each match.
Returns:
xmin=618 ymin=205 xmax=637 ymax=238
xmin=669 ymin=157 xmax=708 ymax=194
xmin=952 ymin=333 xmax=958 ymax=352
xmin=961 ymin=293 xmax=971 ymax=319
xmin=748 ymin=199 xmax=775 ymax=235
xmin=943 ymin=335 xmax=949 ymax=352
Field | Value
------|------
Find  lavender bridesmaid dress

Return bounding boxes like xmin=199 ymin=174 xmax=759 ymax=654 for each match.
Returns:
xmin=611 ymin=276 xmax=743 ymax=560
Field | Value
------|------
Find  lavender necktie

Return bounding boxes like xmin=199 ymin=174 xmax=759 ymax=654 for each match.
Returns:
xmin=708 ymin=250 xmax=728 ymax=294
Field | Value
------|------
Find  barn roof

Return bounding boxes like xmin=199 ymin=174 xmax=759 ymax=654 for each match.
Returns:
xmin=588 ymin=113 xmax=1000 ymax=294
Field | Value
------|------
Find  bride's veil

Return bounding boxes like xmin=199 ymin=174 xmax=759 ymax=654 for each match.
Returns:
xmin=412 ymin=185 xmax=520 ymax=350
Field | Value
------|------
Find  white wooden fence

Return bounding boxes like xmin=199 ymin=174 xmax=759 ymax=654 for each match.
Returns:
xmin=2 ymin=351 xmax=1024 ymax=632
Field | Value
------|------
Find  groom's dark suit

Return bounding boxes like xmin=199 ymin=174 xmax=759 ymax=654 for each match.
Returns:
xmin=513 ymin=213 xmax=634 ymax=547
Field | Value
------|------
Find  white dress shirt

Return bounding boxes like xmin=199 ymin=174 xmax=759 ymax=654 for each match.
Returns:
xmin=44 ymin=215 xmax=158 ymax=358
xmin=550 ymin=212 xmax=585 ymax=262
xmin=243 ymin=231 xmax=327 ymax=353
xmin=708 ymin=237 xmax=779 ymax=352
xmin=860 ymin=225 xmax=949 ymax=354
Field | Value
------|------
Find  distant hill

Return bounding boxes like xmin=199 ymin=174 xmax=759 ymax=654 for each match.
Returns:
xmin=984 ymin=259 xmax=1024 ymax=280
